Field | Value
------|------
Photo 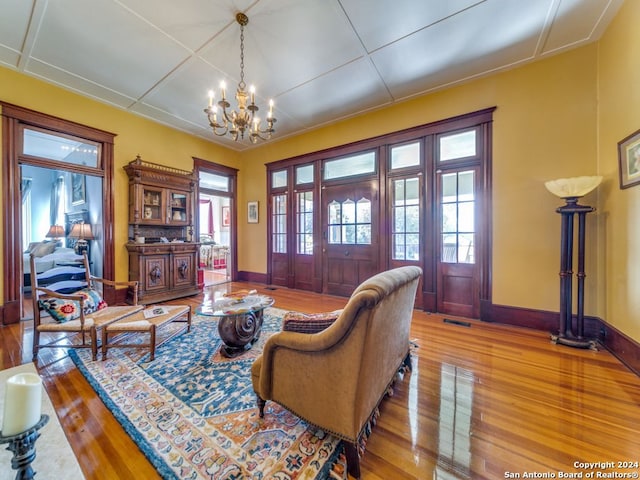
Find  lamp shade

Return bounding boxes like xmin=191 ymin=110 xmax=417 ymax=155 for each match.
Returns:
xmin=68 ymin=222 xmax=95 ymax=240
xmin=45 ymin=224 xmax=65 ymax=239
xmin=544 ymin=176 xmax=602 ymax=199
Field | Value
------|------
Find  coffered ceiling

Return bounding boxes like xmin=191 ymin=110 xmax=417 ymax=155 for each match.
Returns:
xmin=0 ymin=0 xmax=624 ymax=151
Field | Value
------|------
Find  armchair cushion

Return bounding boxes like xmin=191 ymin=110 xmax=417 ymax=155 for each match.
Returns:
xmin=39 ymin=288 xmax=107 ymax=323
xmin=281 ymin=309 xmax=343 ymax=334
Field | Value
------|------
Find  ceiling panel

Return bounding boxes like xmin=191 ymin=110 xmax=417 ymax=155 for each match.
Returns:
xmin=0 ymin=0 xmax=625 ymax=151
xmin=27 ymin=0 xmax=192 ymax=98
xmin=340 ymin=0 xmax=485 ymax=52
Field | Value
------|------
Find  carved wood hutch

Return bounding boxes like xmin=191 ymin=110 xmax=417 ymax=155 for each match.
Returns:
xmin=124 ymin=156 xmax=200 ymax=304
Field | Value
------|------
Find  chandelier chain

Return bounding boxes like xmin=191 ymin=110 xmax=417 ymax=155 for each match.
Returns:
xmin=239 ymin=23 xmax=246 ymax=91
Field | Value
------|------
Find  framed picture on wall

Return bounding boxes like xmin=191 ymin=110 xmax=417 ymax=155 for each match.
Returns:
xmin=248 ymin=201 xmax=259 ymax=224
xmin=71 ymin=173 xmax=86 ymax=205
xmin=222 ymin=205 xmax=230 ymax=226
xmin=618 ymin=128 xmax=640 ymax=189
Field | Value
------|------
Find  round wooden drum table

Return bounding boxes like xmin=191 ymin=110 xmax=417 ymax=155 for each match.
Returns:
xmin=197 ymin=294 xmax=274 ymax=357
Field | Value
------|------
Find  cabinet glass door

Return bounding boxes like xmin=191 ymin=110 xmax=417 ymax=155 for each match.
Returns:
xmin=143 ymin=187 xmax=163 ymax=222
xmin=169 ymin=191 xmax=189 ymax=224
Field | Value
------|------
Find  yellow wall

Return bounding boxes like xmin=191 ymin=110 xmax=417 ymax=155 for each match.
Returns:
xmin=597 ymin=0 xmax=640 ymax=340
xmin=239 ymin=45 xmax=599 ymax=317
xmin=0 ymin=67 xmax=240 ymax=302
xmin=2 ymin=3 xmax=638 ymax=344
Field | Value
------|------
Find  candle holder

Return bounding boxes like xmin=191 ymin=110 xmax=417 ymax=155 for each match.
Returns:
xmin=0 ymin=414 xmax=49 ymax=480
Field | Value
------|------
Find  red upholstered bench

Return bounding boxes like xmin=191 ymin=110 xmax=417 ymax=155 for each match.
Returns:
xmin=281 ymin=309 xmax=343 ymax=334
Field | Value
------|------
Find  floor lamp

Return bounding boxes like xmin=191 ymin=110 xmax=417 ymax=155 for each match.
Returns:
xmin=544 ymin=176 xmax=602 ymax=350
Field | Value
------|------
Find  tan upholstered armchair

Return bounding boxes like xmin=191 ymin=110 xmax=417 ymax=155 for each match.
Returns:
xmin=251 ymin=266 xmax=422 ymax=479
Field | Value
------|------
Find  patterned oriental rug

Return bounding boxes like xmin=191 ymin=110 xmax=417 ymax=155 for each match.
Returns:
xmin=70 ymin=308 xmax=347 ymax=480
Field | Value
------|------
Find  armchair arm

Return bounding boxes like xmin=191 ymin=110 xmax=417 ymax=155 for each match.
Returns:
xmin=257 ymin=301 xmax=367 ymax=400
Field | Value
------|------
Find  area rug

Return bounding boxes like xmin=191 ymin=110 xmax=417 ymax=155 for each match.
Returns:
xmin=69 ymin=308 xmax=347 ymax=480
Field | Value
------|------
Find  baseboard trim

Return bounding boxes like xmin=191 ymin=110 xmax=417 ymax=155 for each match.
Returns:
xmin=238 ymin=271 xmax=268 ymax=284
xmin=481 ymin=301 xmax=640 ymax=377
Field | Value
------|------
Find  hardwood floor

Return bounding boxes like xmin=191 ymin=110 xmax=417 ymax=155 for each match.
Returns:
xmin=2 ymin=282 xmax=640 ymax=479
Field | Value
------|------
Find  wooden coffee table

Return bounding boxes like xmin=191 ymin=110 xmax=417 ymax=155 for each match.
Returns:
xmin=197 ymin=294 xmax=274 ymax=357
xmin=101 ymin=305 xmax=191 ymax=361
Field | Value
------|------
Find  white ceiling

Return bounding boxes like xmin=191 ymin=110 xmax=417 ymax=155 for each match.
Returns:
xmin=0 ymin=0 xmax=624 ymax=151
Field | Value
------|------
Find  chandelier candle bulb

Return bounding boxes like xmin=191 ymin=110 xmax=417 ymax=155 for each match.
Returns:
xmin=1 ymin=373 xmax=42 ymax=436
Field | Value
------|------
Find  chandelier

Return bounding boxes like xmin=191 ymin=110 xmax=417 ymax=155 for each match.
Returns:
xmin=204 ymin=13 xmax=276 ymax=143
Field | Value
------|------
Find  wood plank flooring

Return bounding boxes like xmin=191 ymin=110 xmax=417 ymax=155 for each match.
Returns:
xmin=2 ymin=282 xmax=640 ymax=479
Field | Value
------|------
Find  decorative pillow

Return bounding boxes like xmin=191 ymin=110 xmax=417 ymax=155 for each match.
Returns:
xmin=39 ymin=288 xmax=107 ymax=323
xmin=282 ymin=310 xmax=342 ymax=334
xmin=30 ymin=241 xmax=57 ymax=257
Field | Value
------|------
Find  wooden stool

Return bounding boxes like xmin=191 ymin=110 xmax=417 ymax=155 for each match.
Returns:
xmin=102 ymin=305 xmax=191 ymax=361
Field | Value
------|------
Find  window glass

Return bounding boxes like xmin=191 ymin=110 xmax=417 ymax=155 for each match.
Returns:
xmin=23 ymin=128 xmax=100 ymax=168
xmin=328 ymin=197 xmax=372 ymax=245
xmin=442 ymin=173 xmax=457 ymax=202
xmin=323 ymin=152 xmax=375 ymax=180
xmin=296 ymin=165 xmax=314 ymax=185
xmin=296 ymin=191 xmax=313 ymax=255
xmin=272 ymin=194 xmax=287 ymax=253
xmin=390 ymin=142 xmax=420 ymax=169
xmin=440 ymin=130 xmax=476 ymax=161
xmin=200 ymin=171 xmax=229 ymax=192
xmin=440 ymin=170 xmax=476 ymax=264
xmin=458 ymin=171 xmax=475 ymax=201
xmin=272 ymin=170 xmax=288 ymax=189
xmin=391 ymin=177 xmax=421 ymax=261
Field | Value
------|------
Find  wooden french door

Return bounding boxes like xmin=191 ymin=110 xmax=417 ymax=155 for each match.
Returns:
xmin=436 ymin=167 xmax=480 ymax=318
xmin=322 ymin=181 xmax=379 ymax=296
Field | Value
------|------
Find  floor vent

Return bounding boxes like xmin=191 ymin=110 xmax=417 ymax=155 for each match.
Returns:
xmin=443 ymin=318 xmax=471 ymax=327
xmin=265 ymin=287 xmax=278 ymax=290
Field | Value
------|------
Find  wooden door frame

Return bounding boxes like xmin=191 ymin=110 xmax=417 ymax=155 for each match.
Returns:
xmin=1 ymin=102 xmax=115 ymax=325
xmin=193 ymin=157 xmax=239 ymax=283
xmin=264 ymin=108 xmax=495 ymax=316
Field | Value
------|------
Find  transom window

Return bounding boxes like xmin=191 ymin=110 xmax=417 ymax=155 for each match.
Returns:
xmin=22 ymin=127 xmax=101 ymax=168
xmin=391 ymin=142 xmax=420 ymax=170
xmin=439 ymin=130 xmax=476 ymax=161
xmin=323 ymin=152 xmax=376 ymax=180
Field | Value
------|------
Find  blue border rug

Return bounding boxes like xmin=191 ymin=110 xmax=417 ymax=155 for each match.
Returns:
xmin=70 ymin=307 xmax=346 ymax=479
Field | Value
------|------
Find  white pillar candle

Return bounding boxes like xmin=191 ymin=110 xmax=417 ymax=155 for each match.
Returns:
xmin=2 ymin=372 xmax=42 ymax=436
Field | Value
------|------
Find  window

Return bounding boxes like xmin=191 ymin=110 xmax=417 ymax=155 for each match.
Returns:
xmin=323 ymin=152 xmax=376 ymax=180
xmin=296 ymin=164 xmax=314 ymax=185
xmin=391 ymin=142 xmax=420 ymax=170
xmin=272 ymin=194 xmax=287 ymax=253
xmin=272 ymin=170 xmax=288 ymax=189
xmin=296 ymin=191 xmax=313 ymax=255
xmin=392 ymin=177 xmax=420 ymax=260
xmin=199 ymin=171 xmax=230 ymax=192
xmin=22 ymin=128 xmax=101 ymax=168
xmin=328 ymin=197 xmax=372 ymax=244
xmin=439 ymin=130 xmax=476 ymax=161
xmin=441 ymin=171 xmax=475 ymax=263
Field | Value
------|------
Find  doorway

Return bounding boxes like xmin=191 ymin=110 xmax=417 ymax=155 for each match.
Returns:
xmin=194 ymin=159 xmax=238 ymax=287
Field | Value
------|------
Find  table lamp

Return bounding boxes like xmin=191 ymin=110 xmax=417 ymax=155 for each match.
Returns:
xmin=68 ymin=222 xmax=94 ymax=255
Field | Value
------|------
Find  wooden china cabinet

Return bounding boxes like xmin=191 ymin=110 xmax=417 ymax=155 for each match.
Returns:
xmin=124 ymin=156 xmax=200 ymax=304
